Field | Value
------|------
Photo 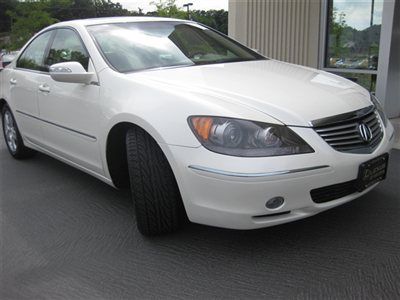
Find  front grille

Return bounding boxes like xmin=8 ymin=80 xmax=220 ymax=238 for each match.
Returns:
xmin=311 ymin=180 xmax=358 ymax=203
xmin=312 ymin=106 xmax=383 ymax=154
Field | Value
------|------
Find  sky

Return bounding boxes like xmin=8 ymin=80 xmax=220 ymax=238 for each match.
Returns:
xmin=118 ymin=0 xmax=228 ymax=13
xmin=333 ymin=0 xmax=383 ymax=30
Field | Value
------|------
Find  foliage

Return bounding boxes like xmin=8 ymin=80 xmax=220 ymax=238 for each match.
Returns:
xmin=327 ymin=6 xmax=381 ymax=72
xmin=0 ymin=0 xmax=18 ymax=33
xmin=149 ymin=0 xmax=186 ymax=19
xmin=329 ymin=6 xmax=347 ymax=57
xmin=149 ymin=0 xmax=228 ymax=34
xmin=6 ymin=1 xmax=57 ymax=50
xmin=192 ymin=10 xmax=228 ymax=34
xmin=94 ymin=0 xmax=133 ymax=17
xmin=0 ymin=0 xmax=228 ymax=50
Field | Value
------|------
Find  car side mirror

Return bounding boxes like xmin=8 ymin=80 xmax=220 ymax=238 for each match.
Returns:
xmin=49 ymin=62 xmax=94 ymax=84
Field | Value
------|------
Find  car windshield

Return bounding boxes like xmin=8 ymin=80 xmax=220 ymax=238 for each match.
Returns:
xmin=87 ymin=21 xmax=265 ymax=73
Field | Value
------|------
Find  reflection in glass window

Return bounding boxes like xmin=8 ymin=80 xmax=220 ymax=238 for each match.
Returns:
xmin=46 ymin=29 xmax=89 ymax=71
xmin=17 ymin=31 xmax=53 ymax=71
xmin=88 ymin=21 xmax=264 ymax=73
xmin=326 ymin=0 xmax=383 ymax=70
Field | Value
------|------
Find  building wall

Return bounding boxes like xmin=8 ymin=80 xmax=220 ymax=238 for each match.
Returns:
xmin=229 ymin=0 xmax=399 ymax=118
xmin=228 ymin=0 xmax=321 ymax=68
xmin=376 ymin=0 xmax=400 ymax=118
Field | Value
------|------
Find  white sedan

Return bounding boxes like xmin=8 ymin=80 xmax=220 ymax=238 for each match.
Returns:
xmin=0 ymin=17 xmax=395 ymax=235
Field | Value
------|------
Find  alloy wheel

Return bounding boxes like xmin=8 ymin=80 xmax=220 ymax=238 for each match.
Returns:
xmin=3 ymin=110 xmax=18 ymax=153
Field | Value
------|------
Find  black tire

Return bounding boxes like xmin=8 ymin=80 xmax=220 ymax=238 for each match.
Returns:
xmin=126 ymin=127 xmax=186 ymax=236
xmin=1 ymin=104 xmax=36 ymax=159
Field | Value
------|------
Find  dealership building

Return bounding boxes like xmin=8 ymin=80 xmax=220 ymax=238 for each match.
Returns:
xmin=228 ymin=0 xmax=399 ymax=146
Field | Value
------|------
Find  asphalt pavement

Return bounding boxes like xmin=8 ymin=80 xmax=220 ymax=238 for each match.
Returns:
xmin=1 ymin=137 xmax=400 ymax=299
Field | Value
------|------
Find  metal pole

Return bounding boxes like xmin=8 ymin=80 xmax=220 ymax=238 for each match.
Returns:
xmin=369 ymin=0 xmax=375 ymax=91
xmin=183 ymin=3 xmax=193 ymax=20
xmin=370 ymin=0 xmax=375 ymax=26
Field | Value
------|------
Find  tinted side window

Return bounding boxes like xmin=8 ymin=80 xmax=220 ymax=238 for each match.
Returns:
xmin=17 ymin=31 xmax=53 ymax=71
xmin=46 ymin=29 xmax=89 ymax=71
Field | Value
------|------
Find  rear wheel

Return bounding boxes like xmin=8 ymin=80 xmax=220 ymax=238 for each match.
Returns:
xmin=1 ymin=104 xmax=35 ymax=159
xmin=126 ymin=127 xmax=186 ymax=236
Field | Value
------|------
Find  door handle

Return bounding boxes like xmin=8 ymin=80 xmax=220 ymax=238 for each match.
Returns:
xmin=10 ymin=78 xmax=17 ymax=85
xmin=38 ymin=84 xmax=50 ymax=93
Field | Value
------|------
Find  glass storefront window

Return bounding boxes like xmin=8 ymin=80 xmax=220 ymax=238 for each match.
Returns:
xmin=325 ymin=0 xmax=383 ymax=71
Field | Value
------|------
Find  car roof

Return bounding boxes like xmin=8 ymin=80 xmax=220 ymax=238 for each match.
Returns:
xmin=47 ymin=16 xmax=190 ymax=28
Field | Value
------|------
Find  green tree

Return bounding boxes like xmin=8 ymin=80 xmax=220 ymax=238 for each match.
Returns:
xmin=328 ymin=6 xmax=349 ymax=59
xmin=149 ymin=0 xmax=186 ymax=19
xmin=3 ymin=0 xmax=142 ymax=50
xmin=2 ymin=0 xmax=228 ymax=50
xmin=191 ymin=9 xmax=228 ymax=34
xmin=7 ymin=1 xmax=57 ymax=50
xmin=70 ymin=0 xmax=97 ymax=19
xmin=148 ymin=0 xmax=228 ymax=34
xmin=94 ymin=0 xmax=132 ymax=17
xmin=0 ymin=0 xmax=18 ymax=33
xmin=47 ymin=0 xmax=76 ymax=21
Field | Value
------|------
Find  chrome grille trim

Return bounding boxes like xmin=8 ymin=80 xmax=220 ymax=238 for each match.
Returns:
xmin=312 ymin=107 xmax=383 ymax=154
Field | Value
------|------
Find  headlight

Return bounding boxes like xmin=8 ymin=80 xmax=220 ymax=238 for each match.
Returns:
xmin=370 ymin=94 xmax=388 ymax=127
xmin=188 ymin=116 xmax=314 ymax=157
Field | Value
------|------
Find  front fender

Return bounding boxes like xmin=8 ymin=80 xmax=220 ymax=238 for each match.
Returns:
xmin=97 ymin=68 xmax=283 ymax=179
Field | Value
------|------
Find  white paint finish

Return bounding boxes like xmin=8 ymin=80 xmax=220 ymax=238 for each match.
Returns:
xmin=133 ymin=60 xmax=373 ymax=126
xmin=37 ymin=72 xmax=104 ymax=174
xmin=163 ymin=123 xmax=393 ymax=229
xmin=9 ymin=69 xmax=45 ymax=143
xmin=49 ymin=61 xmax=95 ymax=84
xmin=390 ymin=118 xmax=400 ymax=149
xmin=0 ymin=17 xmax=394 ymax=230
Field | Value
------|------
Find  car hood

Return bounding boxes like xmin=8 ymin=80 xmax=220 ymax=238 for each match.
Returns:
xmin=130 ymin=59 xmax=373 ymax=126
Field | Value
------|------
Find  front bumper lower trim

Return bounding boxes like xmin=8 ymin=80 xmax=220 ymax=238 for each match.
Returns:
xmin=188 ymin=164 xmax=330 ymax=178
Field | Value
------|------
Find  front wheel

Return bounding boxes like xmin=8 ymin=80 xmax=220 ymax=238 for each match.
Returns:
xmin=1 ymin=104 xmax=35 ymax=159
xmin=126 ymin=127 xmax=187 ymax=236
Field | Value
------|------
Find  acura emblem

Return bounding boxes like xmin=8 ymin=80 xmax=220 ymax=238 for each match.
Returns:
xmin=358 ymin=123 xmax=373 ymax=142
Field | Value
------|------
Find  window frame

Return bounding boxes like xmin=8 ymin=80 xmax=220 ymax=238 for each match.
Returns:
xmin=16 ymin=29 xmax=56 ymax=74
xmin=45 ymin=27 xmax=91 ymax=72
xmin=318 ymin=0 xmax=380 ymax=92
xmin=16 ymin=26 xmax=92 ymax=75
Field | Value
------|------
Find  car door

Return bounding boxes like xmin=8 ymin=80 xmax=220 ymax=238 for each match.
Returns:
xmin=37 ymin=28 xmax=104 ymax=175
xmin=10 ymin=30 xmax=54 ymax=144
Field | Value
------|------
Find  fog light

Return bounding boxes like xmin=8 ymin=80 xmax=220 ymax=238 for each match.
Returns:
xmin=266 ymin=197 xmax=284 ymax=209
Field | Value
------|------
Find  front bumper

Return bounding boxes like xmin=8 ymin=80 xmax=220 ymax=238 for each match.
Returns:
xmin=161 ymin=122 xmax=395 ymax=230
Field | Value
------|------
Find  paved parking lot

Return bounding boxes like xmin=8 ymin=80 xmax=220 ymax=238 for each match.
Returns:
xmin=1 ymin=137 xmax=400 ymax=299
